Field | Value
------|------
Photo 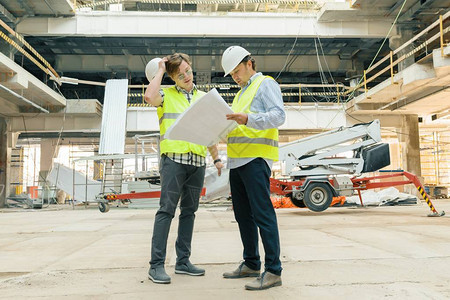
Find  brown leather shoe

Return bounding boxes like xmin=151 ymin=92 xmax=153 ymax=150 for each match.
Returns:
xmin=245 ymin=271 xmax=282 ymax=290
xmin=223 ymin=262 xmax=260 ymax=279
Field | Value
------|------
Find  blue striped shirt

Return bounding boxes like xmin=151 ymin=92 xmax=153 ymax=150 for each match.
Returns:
xmin=228 ymin=72 xmax=286 ymax=169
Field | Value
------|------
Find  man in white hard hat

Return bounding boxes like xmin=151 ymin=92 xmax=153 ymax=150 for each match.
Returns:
xmin=144 ymin=53 xmax=224 ymax=284
xmin=221 ymin=46 xmax=286 ymax=290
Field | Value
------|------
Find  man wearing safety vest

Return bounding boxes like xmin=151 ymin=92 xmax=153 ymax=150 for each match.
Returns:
xmin=221 ymin=46 xmax=286 ymax=290
xmin=144 ymin=53 xmax=224 ymax=284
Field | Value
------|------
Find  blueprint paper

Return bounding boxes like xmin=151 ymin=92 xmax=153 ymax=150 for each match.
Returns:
xmin=164 ymin=88 xmax=237 ymax=146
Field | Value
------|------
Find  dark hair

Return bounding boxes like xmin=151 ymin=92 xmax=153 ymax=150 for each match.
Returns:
xmin=240 ymin=55 xmax=256 ymax=71
xmin=165 ymin=53 xmax=192 ymax=78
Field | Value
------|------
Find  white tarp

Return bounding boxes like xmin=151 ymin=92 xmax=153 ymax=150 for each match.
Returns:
xmin=99 ymin=79 xmax=128 ymax=154
xmin=47 ymin=163 xmax=102 ymax=203
xmin=346 ymin=187 xmax=418 ymax=206
xmin=164 ymin=88 xmax=237 ymax=147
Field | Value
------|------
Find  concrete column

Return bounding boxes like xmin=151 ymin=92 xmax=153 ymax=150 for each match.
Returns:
xmin=93 ymin=148 xmax=101 ymax=180
xmin=39 ymin=139 xmax=59 ymax=185
xmin=346 ymin=60 xmax=364 ymax=79
xmin=389 ymin=26 xmax=415 ymax=72
xmin=397 ymin=115 xmax=421 ymax=195
xmin=346 ymin=60 xmax=364 ymax=97
xmin=397 ymin=115 xmax=421 ymax=176
xmin=0 ymin=118 xmax=11 ymax=207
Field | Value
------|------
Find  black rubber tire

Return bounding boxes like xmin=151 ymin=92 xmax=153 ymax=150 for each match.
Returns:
xmin=289 ymin=193 xmax=306 ymax=208
xmin=303 ymin=182 xmax=333 ymax=212
xmin=98 ymin=202 xmax=110 ymax=213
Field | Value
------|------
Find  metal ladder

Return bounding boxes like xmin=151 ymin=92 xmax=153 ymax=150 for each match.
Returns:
xmin=101 ymin=159 xmax=123 ymax=195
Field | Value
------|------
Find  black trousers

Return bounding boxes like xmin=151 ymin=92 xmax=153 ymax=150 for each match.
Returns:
xmin=150 ymin=155 xmax=205 ymax=268
xmin=229 ymin=158 xmax=282 ymax=275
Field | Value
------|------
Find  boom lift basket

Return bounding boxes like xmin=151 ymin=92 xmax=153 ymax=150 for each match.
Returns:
xmin=361 ymin=143 xmax=390 ymax=173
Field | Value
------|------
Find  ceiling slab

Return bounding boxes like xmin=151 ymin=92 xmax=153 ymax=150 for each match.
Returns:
xmin=395 ymin=88 xmax=450 ymax=114
xmin=346 ymin=48 xmax=450 ymax=118
xmin=0 ymin=0 xmax=74 ymax=17
xmin=0 ymin=52 xmax=66 ymax=116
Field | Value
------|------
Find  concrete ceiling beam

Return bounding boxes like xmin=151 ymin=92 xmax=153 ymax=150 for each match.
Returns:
xmin=10 ymin=104 xmax=345 ymax=134
xmin=0 ymin=95 xmax=20 ymax=114
xmin=9 ymin=115 xmax=102 ymax=133
xmin=3 ymin=0 xmax=74 ymax=18
xmin=0 ymin=83 xmax=49 ymax=113
xmin=0 ymin=72 xmax=29 ymax=90
xmin=398 ymin=0 xmax=439 ymax=23
xmin=54 ymin=54 xmax=353 ymax=73
xmin=346 ymin=112 xmax=411 ymax=128
xmin=0 ymin=3 xmax=16 ymax=25
xmin=346 ymin=48 xmax=450 ymax=118
xmin=16 ymin=0 xmax=35 ymax=16
xmin=16 ymin=12 xmax=394 ymax=39
xmin=0 ymin=52 xmax=65 ymax=110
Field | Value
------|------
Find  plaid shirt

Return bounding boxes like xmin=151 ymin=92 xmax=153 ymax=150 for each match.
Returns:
xmin=164 ymin=152 xmax=206 ymax=167
xmin=160 ymin=84 xmax=206 ymax=167
xmin=159 ymin=84 xmax=196 ymax=105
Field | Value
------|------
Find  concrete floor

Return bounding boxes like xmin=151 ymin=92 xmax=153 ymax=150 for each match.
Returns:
xmin=0 ymin=200 xmax=450 ymax=299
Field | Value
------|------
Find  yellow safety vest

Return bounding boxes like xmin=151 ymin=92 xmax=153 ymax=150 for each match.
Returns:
xmin=157 ymin=87 xmax=207 ymax=157
xmin=227 ymin=75 xmax=279 ymax=160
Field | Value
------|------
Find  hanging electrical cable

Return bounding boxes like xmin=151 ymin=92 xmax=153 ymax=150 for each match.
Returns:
xmin=317 ymin=35 xmax=337 ymax=86
xmin=322 ymin=0 xmax=409 ymax=131
xmin=275 ymin=35 xmax=300 ymax=81
xmin=313 ymin=39 xmax=334 ymax=102
xmin=346 ymin=0 xmax=409 ymax=102
xmin=316 ymin=35 xmax=341 ymax=100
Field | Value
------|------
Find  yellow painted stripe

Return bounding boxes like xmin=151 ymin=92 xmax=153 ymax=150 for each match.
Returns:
xmin=417 ymin=186 xmax=437 ymax=212
xmin=0 ymin=32 xmax=50 ymax=76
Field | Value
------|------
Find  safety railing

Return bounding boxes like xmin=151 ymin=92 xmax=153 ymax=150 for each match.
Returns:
xmin=0 ymin=20 xmax=60 ymax=82
xmin=127 ymin=83 xmax=350 ymax=107
xmin=346 ymin=12 xmax=450 ymax=100
xmin=4 ymin=5 xmax=446 ymax=105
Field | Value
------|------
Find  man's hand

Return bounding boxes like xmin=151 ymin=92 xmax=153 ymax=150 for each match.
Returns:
xmin=226 ymin=113 xmax=248 ymax=125
xmin=158 ymin=57 xmax=167 ymax=72
xmin=215 ymin=161 xmax=224 ymax=176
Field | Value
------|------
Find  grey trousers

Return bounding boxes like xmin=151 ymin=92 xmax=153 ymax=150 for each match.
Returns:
xmin=150 ymin=155 xmax=206 ymax=268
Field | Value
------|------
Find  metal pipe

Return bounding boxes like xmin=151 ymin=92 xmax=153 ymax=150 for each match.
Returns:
xmin=363 ymin=70 xmax=368 ymax=97
xmin=390 ymin=51 xmax=394 ymax=84
xmin=440 ymin=15 xmax=445 ymax=57
xmin=0 ymin=83 xmax=49 ymax=113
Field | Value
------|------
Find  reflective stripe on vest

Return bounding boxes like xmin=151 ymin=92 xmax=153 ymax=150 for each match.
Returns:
xmin=228 ymin=136 xmax=278 ymax=147
xmin=157 ymin=87 xmax=207 ymax=157
xmin=227 ymin=75 xmax=279 ymax=161
xmin=159 ymin=112 xmax=181 ymax=125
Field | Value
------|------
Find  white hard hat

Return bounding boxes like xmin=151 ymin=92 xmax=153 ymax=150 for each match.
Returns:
xmin=145 ymin=57 xmax=162 ymax=81
xmin=221 ymin=46 xmax=251 ymax=77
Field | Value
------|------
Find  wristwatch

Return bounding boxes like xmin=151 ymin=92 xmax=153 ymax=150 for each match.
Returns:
xmin=213 ymin=159 xmax=222 ymax=164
